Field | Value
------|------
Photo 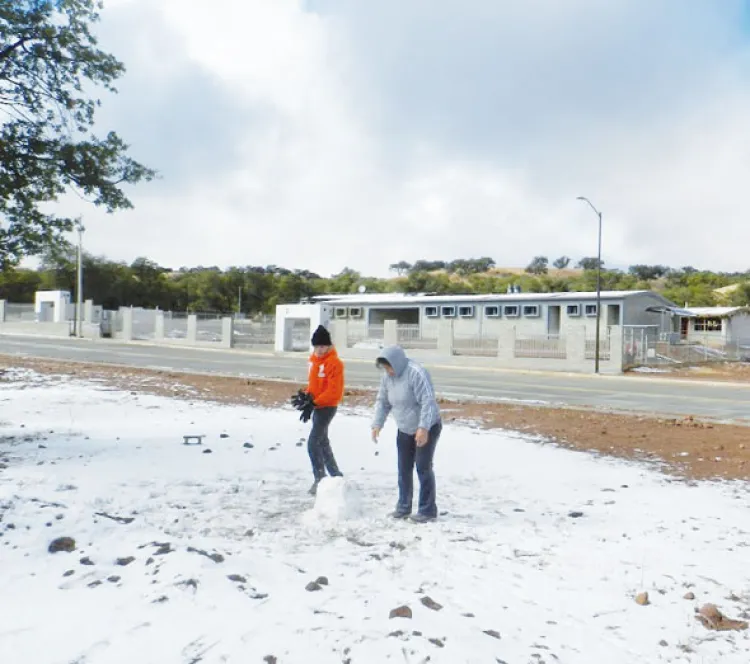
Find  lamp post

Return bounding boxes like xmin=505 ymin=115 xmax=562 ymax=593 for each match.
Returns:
xmin=76 ymin=226 xmax=83 ymax=338
xmin=576 ymin=196 xmax=602 ymax=374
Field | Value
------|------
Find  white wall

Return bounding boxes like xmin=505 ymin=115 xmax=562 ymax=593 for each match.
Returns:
xmin=274 ymin=303 xmax=332 ymax=352
xmin=728 ymin=313 xmax=750 ymax=342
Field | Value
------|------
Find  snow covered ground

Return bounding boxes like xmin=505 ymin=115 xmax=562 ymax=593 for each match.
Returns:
xmin=1 ymin=368 xmax=749 ymax=663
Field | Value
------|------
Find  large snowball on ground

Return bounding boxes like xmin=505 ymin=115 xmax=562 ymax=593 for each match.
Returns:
xmin=311 ymin=477 xmax=364 ymax=521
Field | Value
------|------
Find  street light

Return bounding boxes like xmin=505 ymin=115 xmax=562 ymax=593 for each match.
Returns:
xmin=76 ymin=225 xmax=83 ymax=338
xmin=576 ymin=196 xmax=603 ymax=374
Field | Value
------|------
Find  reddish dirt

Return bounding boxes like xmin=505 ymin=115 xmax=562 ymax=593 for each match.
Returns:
xmin=625 ymin=362 xmax=750 ymax=383
xmin=1 ymin=355 xmax=749 ymax=482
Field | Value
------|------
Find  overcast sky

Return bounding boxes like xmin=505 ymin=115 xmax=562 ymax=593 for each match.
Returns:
xmin=56 ymin=0 xmax=750 ymax=277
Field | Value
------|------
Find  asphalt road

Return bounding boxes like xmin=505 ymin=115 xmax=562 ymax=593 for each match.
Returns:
xmin=1 ymin=334 xmax=749 ymax=424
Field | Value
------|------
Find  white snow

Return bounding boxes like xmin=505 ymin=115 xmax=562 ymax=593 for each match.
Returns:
xmin=1 ymin=369 xmax=749 ymax=663
xmin=305 ymin=477 xmax=365 ymax=525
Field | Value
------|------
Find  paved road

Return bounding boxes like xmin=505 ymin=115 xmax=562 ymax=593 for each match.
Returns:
xmin=1 ymin=335 xmax=749 ymax=424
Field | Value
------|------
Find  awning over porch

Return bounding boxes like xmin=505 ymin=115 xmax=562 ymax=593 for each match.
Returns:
xmin=645 ymin=305 xmax=697 ymax=317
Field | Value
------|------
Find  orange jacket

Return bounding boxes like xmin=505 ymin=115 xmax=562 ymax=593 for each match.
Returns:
xmin=306 ymin=347 xmax=345 ymax=408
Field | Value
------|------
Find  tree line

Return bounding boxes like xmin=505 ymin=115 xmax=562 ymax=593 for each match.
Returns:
xmin=1 ymin=252 xmax=748 ymax=316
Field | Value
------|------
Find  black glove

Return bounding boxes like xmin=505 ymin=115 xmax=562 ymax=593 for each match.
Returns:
xmin=299 ymin=394 xmax=315 ymax=423
xmin=290 ymin=389 xmax=307 ymax=410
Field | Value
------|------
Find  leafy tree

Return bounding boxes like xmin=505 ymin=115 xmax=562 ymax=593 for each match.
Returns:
xmin=628 ymin=264 xmax=669 ymax=281
xmin=576 ymin=257 xmax=604 ymax=271
xmin=389 ymin=261 xmax=411 ymax=276
xmin=525 ymin=256 xmax=549 ymax=275
xmin=552 ymin=256 xmax=571 ymax=269
xmin=410 ymin=260 xmax=446 ymax=273
xmin=0 ymin=0 xmax=155 ymax=268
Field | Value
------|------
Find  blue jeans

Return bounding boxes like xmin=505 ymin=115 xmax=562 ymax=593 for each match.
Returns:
xmin=307 ymin=407 xmax=342 ymax=481
xmin=395 ymin=421 xmax=441 ymax=517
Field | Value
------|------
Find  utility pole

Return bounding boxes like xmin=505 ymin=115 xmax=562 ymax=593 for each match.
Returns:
xmin=576 ymin=197 xmax=603 ymax=374
xmin=76 ymin=226 xmax=83 ymax=337
xmin=238 ymin=286 xmax=242 ymax=316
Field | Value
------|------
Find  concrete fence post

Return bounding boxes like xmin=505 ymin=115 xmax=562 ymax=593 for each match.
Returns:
xmin=437 ymin=320 xmax=453 ymax=357
xmin=187 ymin=314 xmax=198 ymax=344
xmin=154 ymin=311 xmax=165 ymax=340
xmin=607 ymin=326 xmax=624 ymax=373
xmin=331 ymin=319 xmax=348 ymax=349
xmin=0 ymin=300 xmax=5 ymax=323
xmin=221 ymin=316 xmax=234 ymax=348
xmin=120 ymin=308 xmax=134 ymax=341
xmin=496 ymin=327 xmax=515 ymax=364
xmin=384 ymin=319 xmax=398 ymax=346
xmin=566 ymin=325 xmax=586 ymax=370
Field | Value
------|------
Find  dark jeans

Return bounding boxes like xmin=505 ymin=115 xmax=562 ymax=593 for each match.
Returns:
xmin=396 ymin=421 xmax=442 ymax=518
xmin=307 ymin=407 xmax=342 ymax=482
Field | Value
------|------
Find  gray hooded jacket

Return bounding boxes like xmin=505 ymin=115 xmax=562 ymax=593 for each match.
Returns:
xmin=372 ymin=345 xmax=441 ymax=435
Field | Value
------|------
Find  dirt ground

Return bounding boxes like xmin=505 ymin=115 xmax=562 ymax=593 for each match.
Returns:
xmin=625 ymin=361 xmax=750 ymax=383
xmin=1 ymin=355 xmax=749 ymax=482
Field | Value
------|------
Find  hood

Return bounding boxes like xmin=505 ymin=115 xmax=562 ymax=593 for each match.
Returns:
xmin=310 ymin=347 xmax=338 ymax=363
xmin=377 ymin=345 xmax=408 ymax=377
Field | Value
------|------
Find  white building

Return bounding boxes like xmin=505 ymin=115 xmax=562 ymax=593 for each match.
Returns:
xmin=678 ymin=306 xmax=750 ymax=346
xmin=307 ymin=289 xmax=677 ymax=340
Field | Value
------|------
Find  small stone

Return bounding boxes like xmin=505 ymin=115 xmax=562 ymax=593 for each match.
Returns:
xmin=306 ymin=581 xmax=322 ymax=592
xmin=684 ymin=591 xmax=696 ymax=600
xmin=389 ymin=605 xmax=412 ymax=619
xmin=428 ymin=638 xmax=444 ymax=648
xmin=203 ymin=449 xmax=212 ymax=454
xmin=244 ymin=529 xmax=254 ymax=537
xmin=80 ymin=556 xmax=94 ymax=566
xmin=462 ymin=612 xmax=475 ymax=618
xmin=635 ymin=592 xmax=650 ymax=606
xmin=88 ymin=580 xmax=102 ymax=588
xmin=145 ymin=557 xmax=154 ymax=565
xmin=228 ymin=574 xmax=247 ymax=583
xmin=48 ymin=536 xmax=76 ymax=553
xmin=568 ymin=511 xmax=584 ymax=518
xmin=38 ymin=444 xmax=47 ymax=449
xmin=315 ymin=576 xmax=329 ymax=586
xmin=420 ymin=596 xmax=443 ymax=611
xmin=152 ymin=595 xmax=169 ymax=603
xmin=263 ymin=656 xmax=277 ymax=664
xmin=659 ymin=640 xmax=668 ymax=647
xmin=243 ymin=442 xmax=254 ymax=449
xmin=107 ymin=575 xmax=121 ymax=583
xmin=63 ymin=569 xmax=74 ymax=577
xmin=220 ymin=433 xmax=229 ymax=438
xmin=483 ymin=629 xmax=501 ymax=639
xmin=116 ymin=556 xmax=135 ymax=566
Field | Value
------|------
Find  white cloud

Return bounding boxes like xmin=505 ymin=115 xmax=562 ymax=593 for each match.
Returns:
xmin=50 ymin=0 xmax=750 ymax=276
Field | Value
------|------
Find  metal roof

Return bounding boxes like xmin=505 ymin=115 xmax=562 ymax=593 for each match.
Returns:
xmin=309 ymin=290 xmax=663 ymax=306
xmin=686 ymin=306 xmax=750 ymax=318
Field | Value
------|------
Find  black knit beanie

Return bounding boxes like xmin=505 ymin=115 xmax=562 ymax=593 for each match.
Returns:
xmin=311 ymin=324 xmax=332 ymax=346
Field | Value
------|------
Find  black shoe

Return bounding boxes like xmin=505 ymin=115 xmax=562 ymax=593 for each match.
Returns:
xmin=308 ymin=481 xmax=320 ymax=496
xmin=409 ymin=513 xmax=436 ymax=523
xmin=391 ymin=510 xmax=411 ymax=519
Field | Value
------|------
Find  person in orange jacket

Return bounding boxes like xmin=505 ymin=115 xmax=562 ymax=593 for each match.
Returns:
xmin=300 ymin=324 xmax=345 ymax=495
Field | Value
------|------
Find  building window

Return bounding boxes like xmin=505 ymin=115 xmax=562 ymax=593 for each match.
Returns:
xmin=425 ymin=306 xmax=439 ymax=318
xmin=584 ymin=304 xmax=597 ymax=316
xmin=441 ymin=306 xmax=456 ymax=317
xmin=348 ymin=307 xmax=362 ymax=319
xmin=503 ymin=305 xmax=519 ymax=317
xmin=566 ymin=304 xmax=580 ymax=317
xmin=458 ymin=305 xmax=475 ymax=318
xmin=522 ymin=305 xmax=540 ymax=317
xmin=484 ymin=305 xmax=500 ymax=318
xmin=334 ymin=307 xmax=347 ymax=319
xmin=694 ymin=317 xmax=722 ymax=332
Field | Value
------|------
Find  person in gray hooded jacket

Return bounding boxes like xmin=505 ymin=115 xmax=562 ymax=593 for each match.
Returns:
xmin=371 ymin=345 xmax=442 ymax=522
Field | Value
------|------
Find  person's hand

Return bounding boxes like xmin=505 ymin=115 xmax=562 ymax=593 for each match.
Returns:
xmin=415 ymin=427 xmax=429 ymax=447
xmin=371 ymin=427 xmax=381 ymax=443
